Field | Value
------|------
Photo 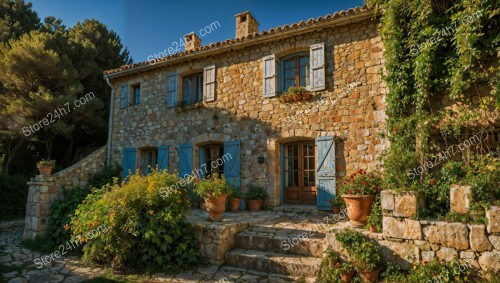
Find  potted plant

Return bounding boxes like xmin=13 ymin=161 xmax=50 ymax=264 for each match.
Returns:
xmin=352 ymin=241 xmax=382 ymax=282
xmin=193 ymin=174 xmax=231 ymax=221
xmin=329 ymin=194 xmax=344 ymax=214
xmin=245 ymin=184 xmax=268 ymax=211
xmin=337 ymin=262 xmax=356 ymax=283
xmin=336 ymin=229 xmax=382 ymax=283
xmin=36 ymin=159 xmax=55 ymax=176
xmin=339 ymin=169 xmax=381 ymax=227
xmin=228 ymin=186 xmax=242 ymax=212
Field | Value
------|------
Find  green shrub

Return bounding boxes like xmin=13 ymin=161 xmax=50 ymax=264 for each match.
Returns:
xmin=366 ymin=195 xmax=382 ymax=231
xmin=44 ymin=165 xmax=121 ymax=250
xmin=245 ymin=184 xmax=268 ymax=200
xmin=70 ymin=169 xmax=201 ymax=272
xmin=408 ymin=260 xmax=471 ymax=282
xmin=0 ymin=174 xmax=29 ymax=219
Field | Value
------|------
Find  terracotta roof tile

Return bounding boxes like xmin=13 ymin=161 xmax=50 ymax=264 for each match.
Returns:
xmin=104 ymin=4 xmax=372 ymax=76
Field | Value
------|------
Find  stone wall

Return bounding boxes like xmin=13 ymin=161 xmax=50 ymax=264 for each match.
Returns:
xmin=108 ymin=17 xmax=388 ymax=206
xmin=23 ymin=146 xmax=107 ymax=239
xmin=376 ymin=190 xmax=500 ymax=273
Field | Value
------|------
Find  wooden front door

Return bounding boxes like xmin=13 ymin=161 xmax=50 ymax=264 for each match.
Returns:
xmin=283 ymin=141 xmax=316 ymax=205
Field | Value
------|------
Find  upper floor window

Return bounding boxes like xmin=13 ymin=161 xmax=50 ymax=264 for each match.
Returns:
xmin=132 ymin=84 xmax=141 ymax=105
xmin=280 ymin=52 xmax=310 ymax=92
xmin=182 ymin=73 xmax=203 ymax=106
xmin=120 ymin=83 xmax=141 ymax=109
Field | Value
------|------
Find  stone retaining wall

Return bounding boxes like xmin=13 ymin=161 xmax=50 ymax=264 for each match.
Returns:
xmin=376 ymin=190 xmax=500 ymax=272
xmin=23 ymin=146 xmax=107 ymax=239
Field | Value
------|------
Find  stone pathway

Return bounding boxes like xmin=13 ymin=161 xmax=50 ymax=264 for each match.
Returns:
xmin=0 ymin=221 xmax=303 ymax=282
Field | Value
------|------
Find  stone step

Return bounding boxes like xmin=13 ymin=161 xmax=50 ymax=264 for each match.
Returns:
xmin=235 ymin=230 xmax=325 ymax=257
xmin=225 ymin=249 xmax=322 ymax=277
xmin=272 ymin=205 xmax=330 ymax=216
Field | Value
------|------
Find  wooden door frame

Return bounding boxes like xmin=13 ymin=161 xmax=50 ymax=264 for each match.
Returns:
xmin=280 ymin=140 xmax=316 ymax=205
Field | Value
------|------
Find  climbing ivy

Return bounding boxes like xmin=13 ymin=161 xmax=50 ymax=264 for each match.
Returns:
xmin=367 ymin=0 xmax=500 ymax=191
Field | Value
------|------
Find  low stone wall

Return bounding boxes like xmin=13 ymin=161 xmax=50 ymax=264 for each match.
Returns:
xmin=186 ymin=209 xmax=274 ymax=265
xmin=23 ymin=146 xmax=107 ymax=240
xmin=378 ymin=190 xmax=499 ymax=272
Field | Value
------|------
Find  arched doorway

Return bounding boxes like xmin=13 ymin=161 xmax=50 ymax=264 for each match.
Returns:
xmin=282 ymin=140 xmax=316 ymax=205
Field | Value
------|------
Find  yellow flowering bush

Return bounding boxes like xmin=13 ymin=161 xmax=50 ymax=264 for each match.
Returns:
xmin=70 ymin=169 xmax=200 ymax=271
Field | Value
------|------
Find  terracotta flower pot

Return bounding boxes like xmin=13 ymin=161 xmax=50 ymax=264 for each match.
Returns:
xmin=332 ymin=206 xmax=341 ymax=214
xmin=247 ymin=199 xmax=263 ymax=211
xmin=37 ymin=165 xmax=53 ymax=176
xmin=369 ymin=225 xmax=377 ymax=233
xmin=341 ymin=194 xmax=375 ymax=227
xmin=230 ymin=198 xmax=240 ymax=212
xmin=292 ymin=93 xmax=301 ymax=101
xmin=302 ymin=92 xmax=311 ymax=100
xmin=205 ymin=193 xmax=228 ymax=221
xmin=341 ymin=271 xmax=355 ymax=283
xmin=359 ymin=268 xmax=381 ymax=283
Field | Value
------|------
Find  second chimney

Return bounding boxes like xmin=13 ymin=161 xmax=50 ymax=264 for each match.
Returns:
xmin=235 ymin=11 xmax=259 ymax=38
xmin=184 ymin=32 xmax=201 ymax=51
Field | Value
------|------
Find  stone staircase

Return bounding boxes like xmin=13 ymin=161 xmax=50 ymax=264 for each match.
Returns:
xmin=223 ymin=214 xmax=327 ymax=280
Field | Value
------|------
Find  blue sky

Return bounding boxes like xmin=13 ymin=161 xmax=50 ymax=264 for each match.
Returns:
xmin=30 ymin=0 xmax=364 ymax=63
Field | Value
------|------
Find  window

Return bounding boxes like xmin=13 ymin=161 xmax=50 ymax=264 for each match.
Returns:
xmin=140 ymin=148 xmax=157 ymax=175
xmin=280 ymin=53 xmax=310 ymax=92
xmin=200 ymin=143 xmax=224 ymax=177
xmin=182 ymin=73 xmax=203 ymax=106
xmin=132 ymin=84 xmax=141 ymax=105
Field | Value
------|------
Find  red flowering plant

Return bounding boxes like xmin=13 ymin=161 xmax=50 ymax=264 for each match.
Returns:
xmin=338 ymin=169 xmax=382 ymax=195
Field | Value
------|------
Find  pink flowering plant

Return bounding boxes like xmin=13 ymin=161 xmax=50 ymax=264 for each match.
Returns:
xmin=338 ymin=169 xmax=382 ymax=195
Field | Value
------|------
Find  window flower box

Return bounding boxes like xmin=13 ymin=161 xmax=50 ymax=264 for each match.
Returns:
xmin=279 ymin=86 xmax=311 ymax=103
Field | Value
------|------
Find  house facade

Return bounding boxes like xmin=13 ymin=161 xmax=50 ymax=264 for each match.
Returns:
xmin=103 ymin=5 xmax=388 ymax=210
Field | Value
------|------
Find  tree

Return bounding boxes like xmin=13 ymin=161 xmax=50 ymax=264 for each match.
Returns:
xmin=0 ymin=0 xmax=40 ymax=43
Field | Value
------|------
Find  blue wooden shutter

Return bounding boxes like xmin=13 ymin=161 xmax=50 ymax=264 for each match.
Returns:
xmin=122 ymin=148 xmax=136 ymax=178
xmin=262 ymin=55 xmax=276 ymax=97
xmin=316 ymin=136 xmax=336 ymax=210
xmin=178 ymin=144 xmax=193 ymax=178
xmin=223 ymin=140 xmax=240 ymax=188
xmin=167 ymin=73 xmax=177 ymax=108
xmin=120 ymin=84 xmax=128 ymax=108
xmin=134 ymin=86 xmax=141 ymax=105
xmin=157 ymin=145 xmax=169 ymax=171
xmin=198 ymin=146 xmax=206 ymax=178
xmin=310 ymin=43 xmax=325 ymax=91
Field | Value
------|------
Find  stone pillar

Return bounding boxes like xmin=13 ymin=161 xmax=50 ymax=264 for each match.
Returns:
xmin=23 ymin=175 xmax=58 ymax=239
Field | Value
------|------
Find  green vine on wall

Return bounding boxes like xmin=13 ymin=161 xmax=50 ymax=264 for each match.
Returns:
xmin=367 ymin=0 xmax=500 ymax=191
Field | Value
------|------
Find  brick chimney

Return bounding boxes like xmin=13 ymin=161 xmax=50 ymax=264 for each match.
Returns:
xmin=184 ymin=32 xmax=201 ymax=51
xmin=235 ymin=11 xmax=259 ymax=38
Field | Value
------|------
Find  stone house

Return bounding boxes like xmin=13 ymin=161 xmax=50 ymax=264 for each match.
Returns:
xmin=103 ymin=4 xmax=387 ymax=210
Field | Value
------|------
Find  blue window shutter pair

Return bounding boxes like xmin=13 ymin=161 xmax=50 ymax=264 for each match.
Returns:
xmin=122 ymin=148 xmax=136 ymax=178
xmin=167 ymin=73 xmax=177 ymax=108
xmin=316 ymin=136 xmax=336 ymax=210
xmin=120 ymin=84 xmax=128 ymax=108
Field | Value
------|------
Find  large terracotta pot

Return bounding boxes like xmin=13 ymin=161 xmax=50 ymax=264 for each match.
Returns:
xmin=247 ymin=199 xmax=263 ymax=211
xmin=341 ymin=194 xmax=375 ymax=227
xmin=359 ymin=268 xmax=381 ymax=283
xmin=341 ymin=271 xmax=355 ymax=283
xmin=205 ymin=193 xmax=228 ymax=221
xmin=229 ymin=198 xmax=240 ymax=212
xmin=37 ymin=165 xmax=53 ymax=176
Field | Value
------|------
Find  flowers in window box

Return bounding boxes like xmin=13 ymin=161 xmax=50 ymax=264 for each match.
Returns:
xmin=279 ymin=86 xmax=311 ymax=102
